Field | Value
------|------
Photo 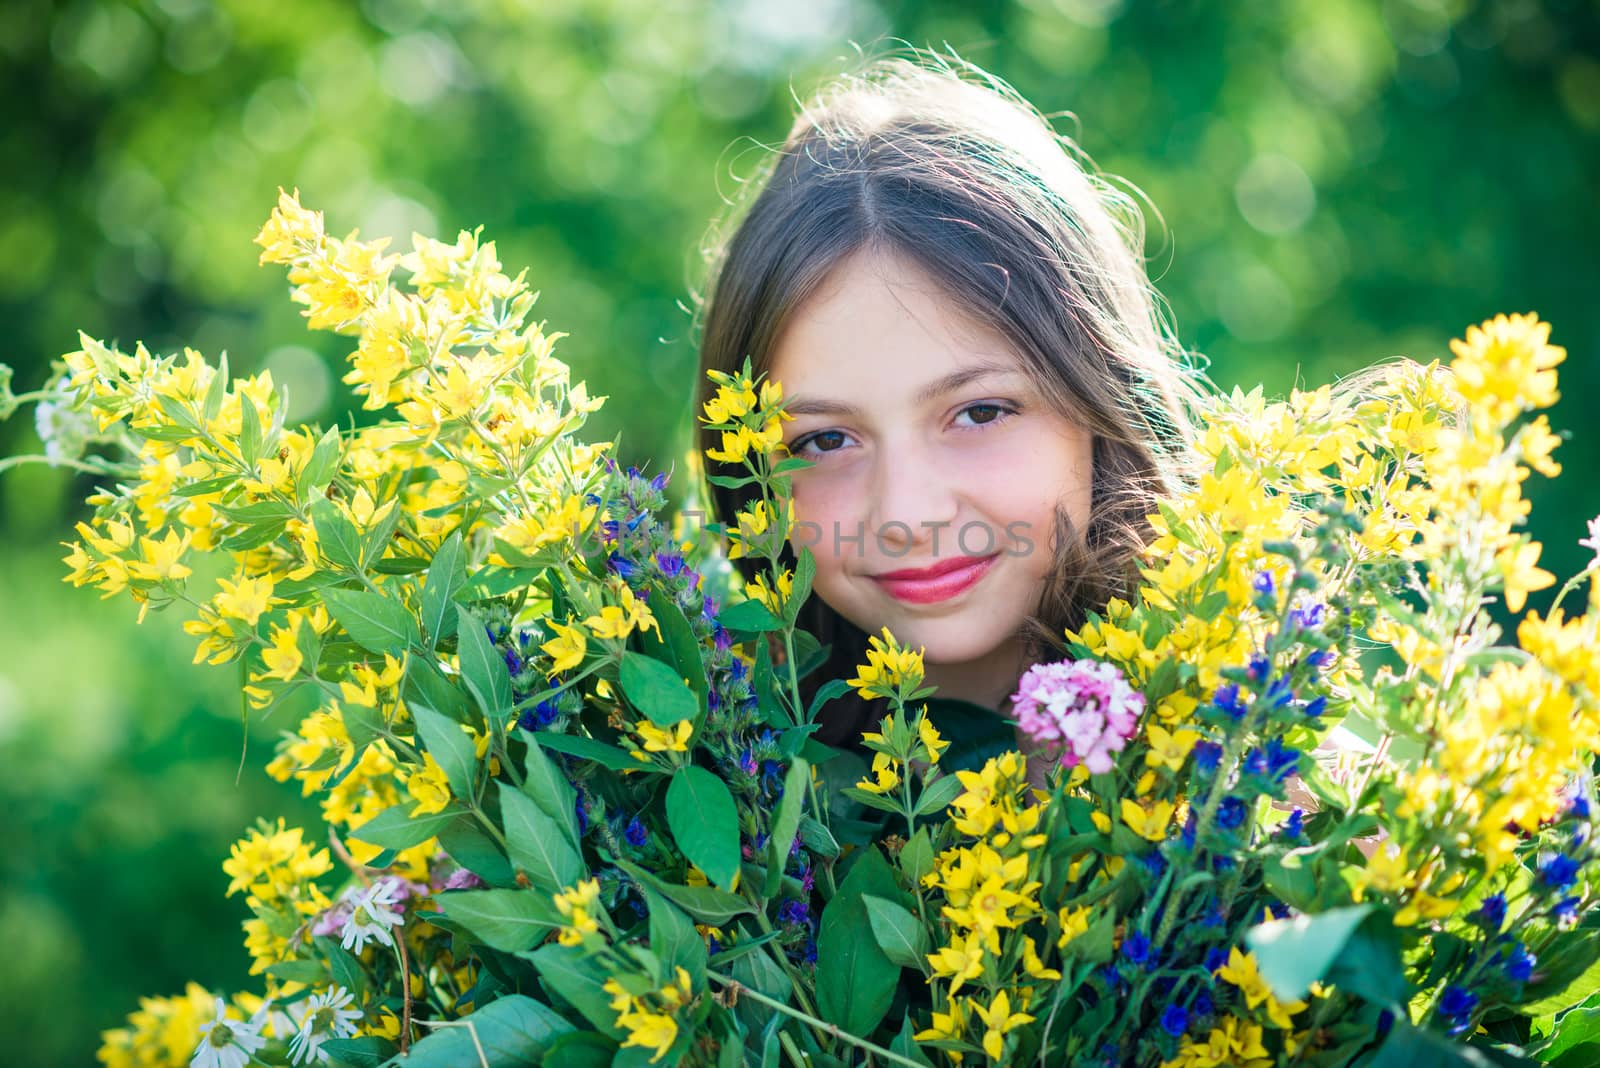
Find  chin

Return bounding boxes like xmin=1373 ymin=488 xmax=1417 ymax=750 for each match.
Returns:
xmin=886 ymin=616 xmax=1016 ymax=668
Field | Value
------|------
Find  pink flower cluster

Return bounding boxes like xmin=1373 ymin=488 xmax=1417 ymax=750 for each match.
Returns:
xmin=1010 ymin=658 xmax=1145 ymax=774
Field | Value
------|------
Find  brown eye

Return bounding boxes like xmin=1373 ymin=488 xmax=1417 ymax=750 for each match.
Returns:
xmin=956 ymin=402 xmax=1017 ymax=429
xmin=794 ymin=429 xmax=850 ymax=455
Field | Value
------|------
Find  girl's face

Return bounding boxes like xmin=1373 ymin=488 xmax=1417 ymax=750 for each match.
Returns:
xmin=767 ymin=245 xmax=1095 ymax=704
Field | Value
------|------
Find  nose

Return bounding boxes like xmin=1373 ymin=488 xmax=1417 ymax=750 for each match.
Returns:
xmin=865 ymin=439 xmax=962 ymax=562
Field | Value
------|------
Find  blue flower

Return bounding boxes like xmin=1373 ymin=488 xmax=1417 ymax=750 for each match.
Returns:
xmin=1289 ymin=602 xmax=1326 ymax=630
xmin=574 ymin=792 xmax=589 ymax=835
xmin=1539 ymin=853 xmax=1580 ymax=891
xmin=1181 ymin=811 xmax=1198 ymax=850
xmin=1264 ymin=675 xmax=1295 ymax=709
xmin=1252 ymin=571 xmax=1276 ymax=599
xmin=1217 ymin=797 xmax=1248 ymax=831
xmin=1247 ymin=655 xmax=1272 ymax=683
xmin=1305 ymin=648 xmax=1334 ymax=671
xmin=1204 ymin=946 xmax=1229 ymax=972
xmin=1279 ymin=808 xmax=1305 ymax=839
xmin=1193 ymin=742 xmax=1223 ymax=775
xmin=517 ymin=696 xmax=561 ymax=732
xmin=1474 ymin=893 xmax=1507 ymax=932
xmin=504 ymin=647 xmax=524 ymax=675
xmin=1160 ymin=1003 xmax=1189 ymax=1037
xmin=1212 ymin=683 xmax=1248 ymax=720
xmin=649 ymin=471 xmax=669 ymax=492
xmin=1192 ymin=988 xmax=1214 ymax=1017
xmin=1100 ymin=963 xmax=1125 ymax=990
xmin=1553 ymin=895 xmax=1581 ymax=927
xmin=654 ymin=551 xmax=686 ymax=579
xmin=625 ymin=817 xmax=648 ymax=848
xmin=1504 ymin=941 xmax=1536 ymax=983
xmin=1566 ymin=793 xmax=1592 ymax=821
xmin=606 ymin=552 xmax=639 ymax=580
xmin=1140 ymin=851 xmax=1168 ymax=879
xmin=1300 ymin=694 xmax=1328 ymax=720
xmin=1437 ymin=984 xmax=1478 ymax=1036
xmin=1244 ymin=738 xmax=1301 ymax=783
xmin=778 ymin=899 xmax=810 ymax=925
xmin=1122 ymin=932 xmax=1153 ymax=968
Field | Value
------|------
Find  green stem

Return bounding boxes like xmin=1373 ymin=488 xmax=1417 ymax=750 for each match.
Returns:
xmin=706 ymin=973 xmax=925 ymax=1068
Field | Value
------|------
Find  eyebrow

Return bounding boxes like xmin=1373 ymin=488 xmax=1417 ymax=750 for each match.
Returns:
xmin=782 ymin=361 xmax=1021 ymax=418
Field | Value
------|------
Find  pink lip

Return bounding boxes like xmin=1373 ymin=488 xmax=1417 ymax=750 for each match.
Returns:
xmin=870 ymin=553 xmax=1000 ymax=605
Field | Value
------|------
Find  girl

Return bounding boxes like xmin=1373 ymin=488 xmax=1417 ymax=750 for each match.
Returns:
xmin=691 ymin=48 xmax=1216 ymax=759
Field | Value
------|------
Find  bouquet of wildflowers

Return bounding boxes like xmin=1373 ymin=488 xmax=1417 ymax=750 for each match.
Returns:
xmin=6 ymin=194 xmax=1600 ymax=1068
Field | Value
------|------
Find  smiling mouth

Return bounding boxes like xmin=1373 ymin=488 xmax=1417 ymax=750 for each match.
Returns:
xmin=869 ymin=553 xmax=1001 ymax=605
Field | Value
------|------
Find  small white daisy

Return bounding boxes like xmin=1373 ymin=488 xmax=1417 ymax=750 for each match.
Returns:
xmin=191 ymin=996 xmax=269 ymax=1068
xmin=340 ymin=877 xmax=404 ymax=953
xmin=287 ymin=985 xmax=364 ymax=1065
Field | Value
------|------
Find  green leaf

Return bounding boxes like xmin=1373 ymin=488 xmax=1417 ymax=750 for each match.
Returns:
xmin=641 ymin=883 xmax=708 ymax=990
xmin=1367 ymin=1018 xmax=1537 ymax=1067
xmin=899 ymin=827 xmax=934 ymax=884
xmin=666 ymin=766 xmax=741 ymax=891
xmin=404 ymin=656 xmax=475 ymax=726
xmin=619 ymin=651 xmax=698 ymax=726
xmin=312 ymin=497 xmax=364 ymax=571
xmin=322 ymin=587 xmax=416 ymax=656
xmin=1246 ymin=904 xmax=1406 ymax=1008
xmin=201 ymin=351 xmax=229 ymax=423
xmin=716 ymin=598 xmax=782 ymax=634
xmin=498 ymin=780 xmax=585 ymax=894
xmin=360 ymin=497 xmax=403 ymax=571
xmin=320 ymin=1036 xmax=396 ymax=1066
xmin=265 ymin=960 xmax=328 ymax=984
xmin=420 ymin=532 xmax=466 ymax=645
xmin=1518 ymin=932 xmax=1600 ymax=1014
xmin=539 ymin=1032 xmax=617 ymax=1068
xmin=297 ymin=424 xmax=342 ymax=496
xmin=785 ymin=549 xmax=816 ymax=626
xmin=891 ymin=1016 xmax=937 ymax=1066
xmin=412 ymin=703 xmax=478 ymax=800
xmin=437 ymin=812 xmax=515 ymax=888
xmin=643 ymin=587 xmax=709 ymax=716
xmin=615 ymin=859 xmax=755 ymax=926
xmin=815 ymin=845 xmax=903 ymax=1037
xmin=522 ymin=944 xmax=624 ymax=1037
xmin=457 ymin=605 xmax=513 ymax=716
xmin=440 ymin=888 xmax=562 ymax=954
xmin=531 ymin=730 xmax=641 ymax=772
xmin=379 ymin=993 xmax=575 ymax=1066
xmin=516 ymin=731 xmax=581 ymax=855
xmin=914 ymin=773 xmax=965 ymax=818
xmin=350 ymin=802 xmax=465 ymax=850
xmin=805 ymin=678 xmax=852 ymax=723
xmin=861 ymin=894 xmax=930 ymax=971
xmin=765 ymin=759 xmax=808 ymax=893
xmin=239 ymin=394 xmax=263 ymax=464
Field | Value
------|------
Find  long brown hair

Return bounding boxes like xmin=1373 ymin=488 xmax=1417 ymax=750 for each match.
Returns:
xmin=688 ymin=48 xmax=1217 ymax=746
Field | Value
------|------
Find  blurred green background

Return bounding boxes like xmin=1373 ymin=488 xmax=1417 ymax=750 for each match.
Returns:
xmin=1 ymin=0 xmax=1596 ymax=1062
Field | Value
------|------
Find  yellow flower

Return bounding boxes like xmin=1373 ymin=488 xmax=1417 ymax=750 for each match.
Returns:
xmin=1447 ymin=312 xmax=1565 ymax=428
xmin=255 ymin=613 xmax=305 ymax=683
xmin=1216 ymin=947 xmax=1307 ymax=1029
xmin=214 ymin=574 xmax=276 ymax=626
xmin=635 ymin=719 xmax=693 ymax=754
xmin=918 ymin=712 xmax=950 ymax=764
xmin=254 ymin=187 xmax=324 ymax=264
xmin=1021 ymin=935 xmax=1061 ymax=980
xmin=540 ymin=620 xmax=587 ymax=674
xmin=928 ymin=932 xmax=986 ymax=996
xmin=972 ymin=990 xmax=1034 ymax=1061
xmin=1121 ymin=798 xmax=1174 ymax=842
xmin=1057 ymin=905 xmax=1092 ymax=949
xmin=405 ymin=752 xmax=452 ymax=817
xmin=856 ymin=751 xmax=901 ymax=794
xmin=847 ymin=625 xmax=925 ymax=699
xmin=913 ymin=998 xmax=970 ymax=1046
xmin=1145 ymin=724 xmax=1203 ymax=771
xmin=553 ymin=878 xmax=603 ymax=946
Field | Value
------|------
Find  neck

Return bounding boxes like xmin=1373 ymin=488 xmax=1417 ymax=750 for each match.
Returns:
xmin=919 ymin=635 xmax=1030 ymax=715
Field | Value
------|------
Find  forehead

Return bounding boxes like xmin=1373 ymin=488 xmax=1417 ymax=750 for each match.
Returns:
xmin=766 ymin=246 xmax=1026 ymax=409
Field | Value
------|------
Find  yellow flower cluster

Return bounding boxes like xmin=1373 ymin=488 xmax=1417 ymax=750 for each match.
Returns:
xmin=602 ymin=966 xmax=695 ymax=1063
xmin=218 ymin=818 xmax=334 ymax=980
xmin=700 ymin=366 xmax=790 ymax=466
xmin=1160 ymin=1014 xmax=1272 ymax=1068
xmin=916 ymin=753 xmax=1056 ymax=1063
xmin=96 ymin=981 xmax=218 ymax=1068
xmin=846 ymin=625 xmax=927 ymax=702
